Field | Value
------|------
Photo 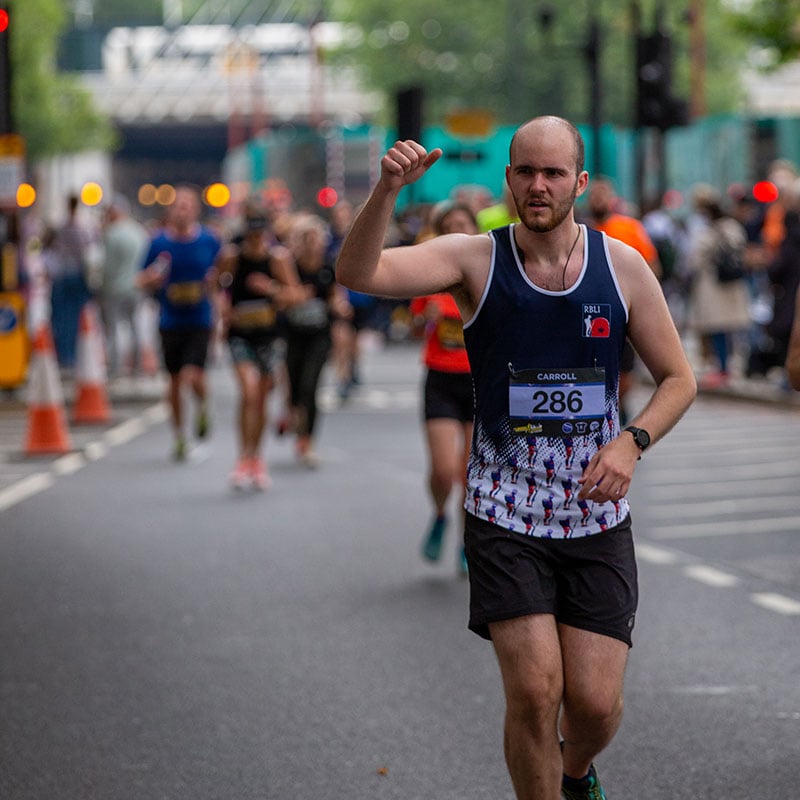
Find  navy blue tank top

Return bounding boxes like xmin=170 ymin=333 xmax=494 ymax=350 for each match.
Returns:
xmin=462 ymin=224 xmax=630 ymax=539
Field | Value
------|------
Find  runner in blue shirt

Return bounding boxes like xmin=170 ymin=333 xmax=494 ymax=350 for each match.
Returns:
xmin=138 ymin=186 xmax=220 ymax=460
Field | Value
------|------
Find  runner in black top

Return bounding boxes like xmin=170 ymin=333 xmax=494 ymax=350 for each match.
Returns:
xmin=217 ymin=212 xmax=303 ymax=490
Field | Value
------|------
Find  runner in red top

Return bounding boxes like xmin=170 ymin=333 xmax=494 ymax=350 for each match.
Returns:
xmin=410 ymin=202 xmax=476 ymax=573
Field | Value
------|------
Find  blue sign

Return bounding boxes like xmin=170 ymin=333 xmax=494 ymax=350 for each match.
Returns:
xmin=0 ymin=304 xmax=18 ymax=333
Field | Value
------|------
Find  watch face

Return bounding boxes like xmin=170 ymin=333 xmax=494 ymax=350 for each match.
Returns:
xmin=627 ymin=426 xmax=650 ymax=449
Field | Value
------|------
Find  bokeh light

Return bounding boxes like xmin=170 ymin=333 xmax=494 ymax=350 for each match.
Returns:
xmin=752 ymin=180 xmax=779 ymax=203
xmin=16 ymin=183 xmax=36 ymax=208
xmin=316 ymin=186 xmax=338 ymax=209
xmin=80 ymin=182 xmax=104 ymax=207
xmin=204 ymin=182 xmax=231 ymax=208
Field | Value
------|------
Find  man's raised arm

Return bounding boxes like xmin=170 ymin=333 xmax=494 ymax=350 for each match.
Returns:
xmin=335 ymin=140 xmax=446 ymax=299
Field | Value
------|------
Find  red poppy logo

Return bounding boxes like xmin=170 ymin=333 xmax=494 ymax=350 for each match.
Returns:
xmin=582 ymin=304 xmax=612 ymax=338
xmin=590 ymin=317 xmax=610 ymax=338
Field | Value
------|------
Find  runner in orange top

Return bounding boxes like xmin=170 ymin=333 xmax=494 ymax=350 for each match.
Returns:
xmin=410 ymin=202 xmax=476 ymax=573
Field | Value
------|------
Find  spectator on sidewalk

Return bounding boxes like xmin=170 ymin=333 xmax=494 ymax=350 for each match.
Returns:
xmin=685 ymin=184 xmax=751 ymax=388
xmin=99 ymin=195 xmax=150 ymax=377
xmin=761 ymin=180 xmax=800 ymax=381
xmin=784 ymin=284 xmax=800 ymax=391
xmin=49 ymin=194 xmax=92 ymax=369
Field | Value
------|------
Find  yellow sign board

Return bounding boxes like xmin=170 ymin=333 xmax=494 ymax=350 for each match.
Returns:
xmin=444 ymin=110 xmax=496 ymax=139
xmin=0 ymin=133 xmax=25 ymax=157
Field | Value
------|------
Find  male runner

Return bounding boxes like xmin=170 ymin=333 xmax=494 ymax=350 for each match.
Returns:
xmin=336 ymin=116 xmax=696 ymax=800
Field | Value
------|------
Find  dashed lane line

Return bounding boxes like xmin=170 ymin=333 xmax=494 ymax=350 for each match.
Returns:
xmin=650 ymin=515 xmax=800 ymax=540
xmin=0 ymin=402 xmax=166 ymax=513
xmin=642 ymin=476 xmax=798 ymax=500
xmin=640 ymin=459 xmax=798 ymax=483
xmin=647 ymin=494 xmax=800 ymax=519
xmin=684 ymin=564 xmax=739 ymax=588
xmin=637 ymin=539 xmax=800 ymax=619
xmin=635 ymin=542 xmax=679 ymax=565
xmin=0 ymin=472 xmax=55 ymax=512
xmin=751 ymin=593 xmax=800 ymax=616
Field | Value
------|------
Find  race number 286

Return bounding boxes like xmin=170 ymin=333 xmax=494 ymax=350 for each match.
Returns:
xmin=531 ymin=388 xmax=584 ymax=415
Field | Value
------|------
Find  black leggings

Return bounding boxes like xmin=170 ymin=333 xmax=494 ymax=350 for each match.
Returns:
xmin=285 ymin=329 xmax=331 ymax=437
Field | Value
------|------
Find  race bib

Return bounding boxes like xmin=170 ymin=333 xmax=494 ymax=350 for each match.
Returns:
xmin=435 ymin=317 xmax=465 ymax=349
xmin=286 ymin=297 xmax=328 ymax=330
xmin=167 ymin=281 xmax=205 ymax=306
xmin=508 ymin=365 xmax=606 ymax=437
xmin=231 ymin=300 xmax=277 ymax=329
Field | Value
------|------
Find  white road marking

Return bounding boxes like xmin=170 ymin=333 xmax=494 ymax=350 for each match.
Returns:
xmin=52 ymin=453 xmax=86 ymax=476
xmin=683 ymin=564 xmax=739 ymax=588
xmin=652 ymin=515 xmax=800 ymax=540
xmin=0 ymin=402 xmax=166 ymax=512
xmin=104 ymin=417 xmax=147 ymax=446
xmin=635 ymin=543 xmax=679 ymax=565
xmin=0 ymin=472 xmax=54 ymax=512
xmin=751 ymin=593 xmax=800 ymax=615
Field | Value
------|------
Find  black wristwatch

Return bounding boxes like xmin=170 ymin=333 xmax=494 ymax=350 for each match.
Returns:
xmin=624 ymin=426 xmax=651 ymax=453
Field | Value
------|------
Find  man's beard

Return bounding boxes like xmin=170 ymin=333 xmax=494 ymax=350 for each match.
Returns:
xmin=516 ymin=181 xmax=579 ymax=233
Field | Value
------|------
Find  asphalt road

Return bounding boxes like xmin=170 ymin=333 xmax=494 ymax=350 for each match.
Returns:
xmin=1 ymin=343 xmax=798 ymax=799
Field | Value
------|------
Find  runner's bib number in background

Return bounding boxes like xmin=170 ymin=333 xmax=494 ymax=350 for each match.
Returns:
xmin=508 ymin=366 xmax=606 ymax=437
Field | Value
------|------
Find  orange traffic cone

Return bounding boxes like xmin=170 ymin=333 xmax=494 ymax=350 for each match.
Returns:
xmin=73 ymin=302 xmax=111 ymax=424
xmin=24 ymin=322 xmax=72 ymax=455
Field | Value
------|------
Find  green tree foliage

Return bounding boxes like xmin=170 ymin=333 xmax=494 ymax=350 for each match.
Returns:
xmin=726 ymin=0 xmax=800 ymax=67
xmin=10 ymin=0 xmax=114 ymax=158
xmin=327 ymin=0 xmax=749 ymax=128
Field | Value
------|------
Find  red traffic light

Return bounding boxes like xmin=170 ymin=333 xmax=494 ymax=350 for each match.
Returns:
xmin=0 ymin=10 xmax=8 ymax=34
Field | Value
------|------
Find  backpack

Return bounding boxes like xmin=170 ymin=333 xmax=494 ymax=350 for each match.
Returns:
xmin=712 ymin=232 xmax=745 ymax=284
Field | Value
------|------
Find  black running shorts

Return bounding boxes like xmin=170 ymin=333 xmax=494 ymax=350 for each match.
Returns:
xmin=423 ymin=368 xmax=474 ymax=423
xmin=464 ymin=512 xmax=638 ymax=646
xmin=159 ymin=326 xmax=211 ymax=375
xmin=228 ymin=334 xmax=285 ymax=376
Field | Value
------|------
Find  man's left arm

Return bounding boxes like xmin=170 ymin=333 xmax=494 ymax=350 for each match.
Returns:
xmin=579 ymin=248 xmax=696 ymax=502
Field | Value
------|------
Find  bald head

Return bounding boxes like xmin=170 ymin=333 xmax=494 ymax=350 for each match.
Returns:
xmin=509 ymin=116 xmax=585 ymax=175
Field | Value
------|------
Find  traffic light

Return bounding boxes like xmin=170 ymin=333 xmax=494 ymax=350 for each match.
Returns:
xmin=635 ymin=32 xmax=688 ymax=131
xmin=396 ymin=86 xmax=423 ymax=143
xmin=0 ymin=3 xmax=10 ymax=134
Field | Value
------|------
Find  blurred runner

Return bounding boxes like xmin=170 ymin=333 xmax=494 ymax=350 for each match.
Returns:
xmin=216 ymin=210 xmax=301 ymax=489
xmin=410 ymin=201 xmax=477 ymax=573
xmin=284 ymin=214 xmax=350 ymax=467
xmin=138 ymin=185 xmax=221 ymax=461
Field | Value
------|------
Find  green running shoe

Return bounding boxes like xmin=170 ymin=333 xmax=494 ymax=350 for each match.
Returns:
xmin=195 ymin=405 xmax=210 ymax=439
xmin=172 ymin=436 xmax=187 ymax=462
xmin=458 ymin=547 xmax=469 ymax=576
xmin=561 ymin=764 xmax=607 ymax=800
xmin=422 ymin=515 xmax=447 ymax=561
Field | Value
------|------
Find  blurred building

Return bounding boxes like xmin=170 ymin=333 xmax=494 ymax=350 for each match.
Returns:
xmin=63 ymin=22 xmax=381 ymax=209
